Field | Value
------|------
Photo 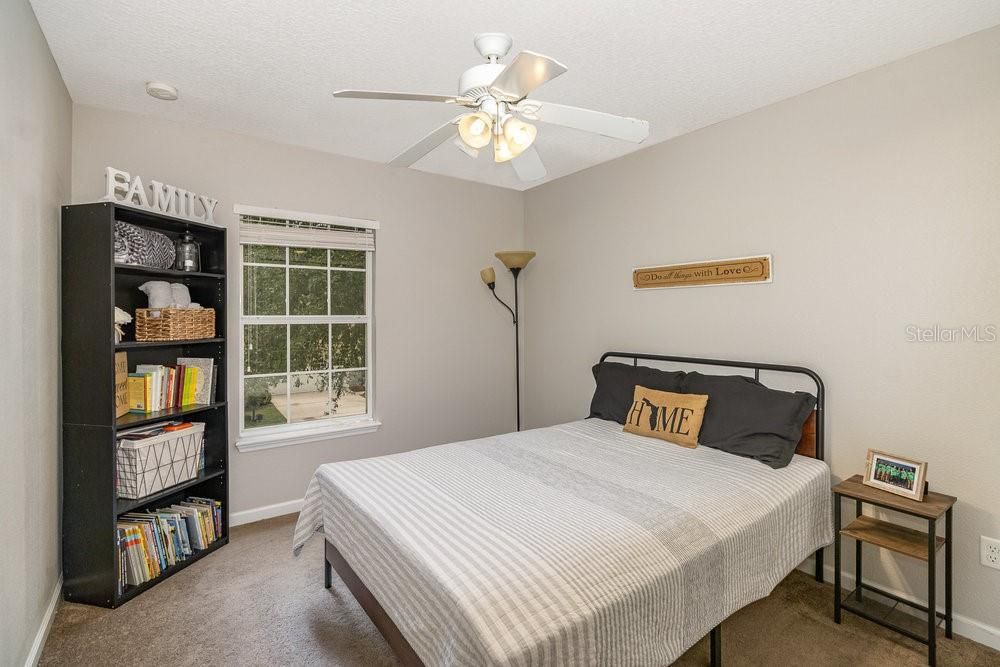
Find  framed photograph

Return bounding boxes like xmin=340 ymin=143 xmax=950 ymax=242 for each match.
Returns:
xmin=863 ymin=449 xmax=928 ymax=501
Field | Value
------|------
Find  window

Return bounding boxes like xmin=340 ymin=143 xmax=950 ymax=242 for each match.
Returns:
xmin=236 ymin=205 xmax=378 ymax=451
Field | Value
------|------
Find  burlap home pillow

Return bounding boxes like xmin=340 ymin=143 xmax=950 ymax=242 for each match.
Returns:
xmin=623 ymin=386 xmax=709 ymax=448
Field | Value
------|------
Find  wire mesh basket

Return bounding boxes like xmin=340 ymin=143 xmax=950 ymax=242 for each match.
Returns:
xmin=115 ymin=423 xmax=206 ymax=499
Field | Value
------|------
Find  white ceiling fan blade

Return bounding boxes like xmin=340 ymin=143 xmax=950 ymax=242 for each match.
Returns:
xmin=334 ymin=90 xmax=469 ymax=104
xmin=388 ymin=118 xmax=462 ymax=167
xmin=511 ymin=145 xmax=546 ymax=182
xmin=488 ymin=51 xmax=568 ymax=101
xmin=452 ymin=136 xmax=479 ymax=159
xmin=515 ymin=100 xmax=649 ymax=143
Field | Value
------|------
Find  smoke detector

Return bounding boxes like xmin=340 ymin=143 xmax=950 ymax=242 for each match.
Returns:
xmin=145 ymin=81 xmax=178 ymax=101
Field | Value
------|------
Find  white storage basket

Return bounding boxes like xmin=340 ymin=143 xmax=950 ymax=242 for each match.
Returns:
xmin=116 ymin=423 xmax=206 ymax=499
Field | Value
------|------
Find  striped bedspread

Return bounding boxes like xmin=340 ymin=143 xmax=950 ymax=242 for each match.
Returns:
xmin=293 ymin=418 xmax=832 ymax=666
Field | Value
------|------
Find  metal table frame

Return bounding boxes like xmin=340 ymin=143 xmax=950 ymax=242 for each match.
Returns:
xmin=833 ymin=492 xmax=952 ymax=666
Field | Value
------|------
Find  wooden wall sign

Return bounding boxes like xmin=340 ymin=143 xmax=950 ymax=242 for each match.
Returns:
xmin=633 ymin=255 xmax=772 ymax=289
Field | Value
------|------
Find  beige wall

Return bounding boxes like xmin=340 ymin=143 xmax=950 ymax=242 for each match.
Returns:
xmin=524 ymin=26 xmax=1000 ymax=633
xmin=71 ymin=106 xmax=524 ymax=515
xmin=0 ymin=0 xmax=72 ymax=664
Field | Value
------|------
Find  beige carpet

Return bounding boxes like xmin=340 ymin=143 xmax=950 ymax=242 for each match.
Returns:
xmin=41 ymin=514 xmax=998 ymax=666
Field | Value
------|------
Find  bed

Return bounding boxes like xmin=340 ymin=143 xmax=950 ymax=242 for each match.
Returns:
xmin=292 ymin=352 xmax=833 ymax=666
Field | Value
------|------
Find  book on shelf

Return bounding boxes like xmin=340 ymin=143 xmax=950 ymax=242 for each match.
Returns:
xmin=188 ymin=496 xmax=223 ymax=536
xmin=114 ymin=352 xmax=129 ymax=418
xmin=182 ymin=367 xmax=197 ymax=406
xmin=177 ymin=357 xmax=215 ymax=405
xmin=117 ymin=420 xmax=198 ymax=441
xmin=127 ymin=374 xmax=148 ymax=413
xmin=124 ymin=357 xmax=217 ymax=414
xmin=116 ymin=495 xmax=224 ymax=594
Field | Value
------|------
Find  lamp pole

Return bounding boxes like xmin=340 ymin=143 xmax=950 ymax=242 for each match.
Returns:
xmin=512 ymin=267 xmax=521 ymax=431
xmin=482 ymin=252 xmax=534 ymax=432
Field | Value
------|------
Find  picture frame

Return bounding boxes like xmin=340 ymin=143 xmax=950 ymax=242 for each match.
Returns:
xmin=863 ymin=449 xmax=928 ymax=501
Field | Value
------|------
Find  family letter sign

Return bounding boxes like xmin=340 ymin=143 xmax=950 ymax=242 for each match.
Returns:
xmin=102 ymin=167 xmax=219 ymax=225
xmin=633 ymin=255 xmax=772 ymax=289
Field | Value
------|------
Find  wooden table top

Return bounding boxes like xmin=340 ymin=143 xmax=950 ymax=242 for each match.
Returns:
xmin=833 ymin=474 xmax=956 ymax=520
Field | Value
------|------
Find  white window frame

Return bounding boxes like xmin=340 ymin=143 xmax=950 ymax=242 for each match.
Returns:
xmin=234 ymin=205 xmax=379 ymax=452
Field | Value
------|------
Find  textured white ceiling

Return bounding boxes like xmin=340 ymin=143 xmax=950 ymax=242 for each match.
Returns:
xmin=30 ymin=1 xmax=1000 ymax=191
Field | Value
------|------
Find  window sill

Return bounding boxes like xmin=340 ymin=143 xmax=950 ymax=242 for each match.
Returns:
xmin=236 ymin=419 xmax=381 ymax=453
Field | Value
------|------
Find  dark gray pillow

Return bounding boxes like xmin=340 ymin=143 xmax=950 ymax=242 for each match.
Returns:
xmin=589 ymin=362 xmax=686 ymax=424
xmin=682 ymin=372 xmax=816 ymax=469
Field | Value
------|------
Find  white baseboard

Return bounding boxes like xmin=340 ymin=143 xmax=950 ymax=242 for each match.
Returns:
xmin=24 ymin=575 xmax=62 ymax=667
xmin=230 ymin=498 xmax=303 ymax=527
xmin=798 ymin=556 xmax=1000 ymax=652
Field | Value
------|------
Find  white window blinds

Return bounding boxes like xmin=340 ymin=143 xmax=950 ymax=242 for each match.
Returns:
xmin=235 ymin=204 xmax=376 ymax=251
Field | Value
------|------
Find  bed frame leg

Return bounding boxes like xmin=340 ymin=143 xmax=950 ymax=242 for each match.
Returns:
xmin=324 ymin=557 xmax=332 ymax=589
xmin=815 ymin=547 xmax=824 ymax=583
xmin=710 ymin=624 xmax=721 ymax=667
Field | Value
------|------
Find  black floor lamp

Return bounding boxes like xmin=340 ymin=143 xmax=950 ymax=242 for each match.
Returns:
xmin=481 ymin=251 xmax=535 ymax=431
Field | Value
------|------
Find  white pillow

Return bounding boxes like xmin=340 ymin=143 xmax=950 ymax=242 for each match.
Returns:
xmin=139 ymin=281 xmax=173 ymax=308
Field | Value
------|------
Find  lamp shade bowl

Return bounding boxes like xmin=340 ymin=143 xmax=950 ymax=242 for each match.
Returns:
xmin=493 ymin=134 xmax=515 ymax=163
xmin=495 ymin=251 xmax=536 ymax=270
xmin=480 ymin=266 xmax=496 ymax=285
xmin=503 ymin=117 xmax=537 ymax=156
xmin=459 ymin=112 xmax=493 ymax=149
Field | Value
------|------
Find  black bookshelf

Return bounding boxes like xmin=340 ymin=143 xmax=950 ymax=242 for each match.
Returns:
xmin=115 ymin=467 xmax=226 ymax=514
xmin=115 ymin=540 xmax=227 ymax=604
xmin=61 ymin=202 xmax=229 ymax=608
xmin=115 ymin=263 xmax=225 ymax=280
xmin=116 ymin=337 xmax=225 ymax=350
xmin=114 ymin=401 xmax=228 ymax=428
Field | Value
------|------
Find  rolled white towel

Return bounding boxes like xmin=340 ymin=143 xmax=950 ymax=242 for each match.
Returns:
xmin=170 ymin=283 xmax=193 ymax=307
xmin=138 ymin=281 xmax=173 ymax=308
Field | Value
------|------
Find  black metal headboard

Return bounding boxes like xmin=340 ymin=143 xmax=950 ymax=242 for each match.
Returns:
xmin=600 ymin=351 xmax=825 ymax=461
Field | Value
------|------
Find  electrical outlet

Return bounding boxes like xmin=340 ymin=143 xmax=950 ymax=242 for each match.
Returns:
xmin=982 ymin=536 xmax=1000 ymax=570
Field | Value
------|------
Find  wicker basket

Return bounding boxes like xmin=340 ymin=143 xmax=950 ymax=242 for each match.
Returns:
xmin=135 ymin=308 xmax=215 ymax=341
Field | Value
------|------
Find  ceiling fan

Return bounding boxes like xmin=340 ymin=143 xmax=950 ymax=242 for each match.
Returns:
xmin=333 ymin=33 xmax=650 ymax=182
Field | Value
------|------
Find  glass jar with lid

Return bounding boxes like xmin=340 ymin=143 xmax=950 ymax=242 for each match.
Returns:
xmin=174 ymin=232 xmax=201 ymax=272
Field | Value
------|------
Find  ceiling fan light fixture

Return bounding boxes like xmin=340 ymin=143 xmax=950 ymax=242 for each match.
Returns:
xmin=458 ymin=112 xmax=493 ymax=149
xmin=502 ymin=117 xmax=537 ymax=157
xmin=494 ymin=134 xmax=515 ymax=163
xmin=332 ymin=33 xmax=649 ymax=184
